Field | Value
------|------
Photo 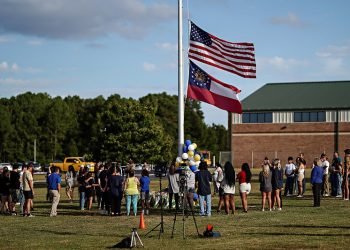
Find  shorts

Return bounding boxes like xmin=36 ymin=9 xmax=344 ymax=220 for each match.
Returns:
xmin=219 ymin=187 xmax=225 ymax=197
xmin=141 ymin=191 xmax=150 ymax=201
xmin=23 ymin=190 xmax=34 ymax=200
xmin=10 ymin=189 xmax=19 ymax=203
xmin=298 ymin=174 xmax=304 ymax=182
xmin=239 ymin=183 xmax=251 ymax=194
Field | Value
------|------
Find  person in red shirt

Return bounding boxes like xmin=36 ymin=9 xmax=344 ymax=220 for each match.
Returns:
xmin=237 ymin=163 xmax=252 ymax=213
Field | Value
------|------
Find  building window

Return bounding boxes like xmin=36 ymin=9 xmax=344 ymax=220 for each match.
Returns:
xmin=293 ymin=111 xmax=325 ymax=122
xmin=242 ymin=112 xmax=273 ymax=123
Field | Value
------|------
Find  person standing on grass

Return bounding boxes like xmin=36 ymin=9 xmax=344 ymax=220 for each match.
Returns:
xmin=124 ymin=170 xmax=140 ymax=216
xmin=297 ymin=158 xmax=306 ymax=198
xmin=140 ymin=169 xmax=151 ymax=215
xmin=342 ymin=156 xmax=350 ymax=200
xmin=9 ymin=165 xmax=20 ymax=215
xmin=109 ymin=166 xmax=124 ymax=216
xmin=213 ymin=163 xmax=223 ymax=196
xmin=195 ymin=161 xmax=212 ymax=216
xmin=237 ymin=163 xmax=252 ymax=213
xmin=78 ymin=166 xmax=86 ymax=211
xmin=47 ymin=167 xmax=61 ymax=217
xmin=100 ymin=164 xmax=110 ymax=215
xmin=218 ymin=161 xmax=236 ymax=215
xmin=320 ymin=153 xmax=330 ymax=197
xmin=0 ymin=169 xmax=11 ymax=215
xmin=19 ymin=164 xmax=27 ymax=215
xmin=23 ymin=164 xmax=34 ymax=217
xmin=311 ymin=158 xmax=324 ymax=207
xmin=168 ymin=163 xmax=180 ymax=211
xmin=259 ymin=164 xmax=272 ymax=211
xmin=271 ymin=159 xmax=283 ymax=210
xmin=65 ymin=165 xmax=76 ymax=203
xmin=214 ymin=163 xmax=225 ymax=213
xmin=284 ymin=157 xmax=296 ymax=196
xmin=84 ymin=172 xmax=95 ymax=210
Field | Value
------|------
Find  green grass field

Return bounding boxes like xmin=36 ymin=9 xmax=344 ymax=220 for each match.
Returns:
xmin=1 ymin=170 xmax=350 ymax=249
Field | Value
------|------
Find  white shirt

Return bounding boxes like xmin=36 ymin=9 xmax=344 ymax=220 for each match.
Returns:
xmin=285 ymin=163 xmax=296 ymax=176
xmin=322 ymin=160 xmax=330 ymax=175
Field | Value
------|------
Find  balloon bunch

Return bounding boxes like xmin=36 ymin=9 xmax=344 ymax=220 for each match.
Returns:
xmin=175 ymin=139 xmax=201 ymax=172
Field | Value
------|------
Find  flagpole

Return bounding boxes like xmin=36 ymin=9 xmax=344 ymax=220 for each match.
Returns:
xmin=178 ymin=0 xmax=184 ymax=156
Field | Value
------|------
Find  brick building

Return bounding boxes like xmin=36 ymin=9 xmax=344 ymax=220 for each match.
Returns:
xmin=230 ymin=81 xmax=350 ymax=168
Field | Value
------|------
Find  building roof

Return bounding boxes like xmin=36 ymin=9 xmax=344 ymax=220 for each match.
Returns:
xmin=242 ymin=80 xmax=350 ymax=112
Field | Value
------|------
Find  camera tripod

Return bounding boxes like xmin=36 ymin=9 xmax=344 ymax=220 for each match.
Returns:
xmin=145 ymin=175 xmax=165 ymax=239
xmin=130 ymin=228 xmax=144 ymax=248
xmin=171 ymin=173 xmax=200 ymax=239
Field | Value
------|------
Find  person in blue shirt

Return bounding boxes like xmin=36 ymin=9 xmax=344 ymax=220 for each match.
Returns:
xmin=47 ymin=167 xmax=61 ymax=217
xmin=311 ymin=158 xmax=324 ymax=207
xmin=140 ymin=169 xmax=151 ymax=215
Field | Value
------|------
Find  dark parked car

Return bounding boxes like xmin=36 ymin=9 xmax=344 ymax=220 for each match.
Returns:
xmin=154 ymin=162 xmax=169 ymax=177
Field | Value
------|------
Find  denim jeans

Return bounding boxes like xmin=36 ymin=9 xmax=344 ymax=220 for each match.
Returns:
xmin=199 ymin=194 xmax=211 ymax=216
xmin=126 ymin=194 xmax=138 ymax=216
xmin=336 ymin=173 xmax=343 ymax=196
xmin=79 ymin=192 xmax=85 ymax=210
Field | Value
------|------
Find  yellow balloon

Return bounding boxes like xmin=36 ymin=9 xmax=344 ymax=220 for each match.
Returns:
xmin=175 ymin=162 xmax=180 ymax=167
xmin=188 ymin=150 xmax=194 ymax=157
xmin=194 ymin=154 xmax=201 ymax=161
xmin=192 ymin=143 xmax=197 ymax=149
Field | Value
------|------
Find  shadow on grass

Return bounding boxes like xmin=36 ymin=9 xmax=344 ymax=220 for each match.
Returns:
xmin=243 ymin=232 xmax=350 ymax=237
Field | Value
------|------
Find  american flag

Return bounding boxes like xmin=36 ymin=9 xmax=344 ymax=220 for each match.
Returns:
xmin=189 ymin=21 xmax=256 ymax=78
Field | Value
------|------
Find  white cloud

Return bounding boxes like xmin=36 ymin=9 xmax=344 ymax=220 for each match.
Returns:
xmin=257 ymin=56 xmax=308 ymax=70
xmin=0 ymin=61 xmax=42 ymax=73
xmin=0 ymin=0 xmax=177 ymax=40
xmin=0 ymin=62 xmax=9 ymax=71
xmin=0 ymin=35 xmax=12 ymax=43
xmin=143 ymin=62 xmax=156 ymax=71
xmin=156 ymin=42 xmax=177 ymax=51
xmin=27 ymin=40 xmax=43 ymax=46
xmin=270 ymin=12 xmax=306 ymax=27
xmin=315 ymin=43 xmax=350 ymax=77
xmin=316 ymin=44 xmax=350 ymax=58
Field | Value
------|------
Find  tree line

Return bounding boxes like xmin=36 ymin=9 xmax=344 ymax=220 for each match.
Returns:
xmin=0 ymin=92 xmax=228 ymax=164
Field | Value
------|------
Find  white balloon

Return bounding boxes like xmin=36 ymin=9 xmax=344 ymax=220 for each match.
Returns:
xmin=189 ymin=160 xmax=195 ymax=166
xmin=182 ymin=153 xmax=189 ymax=160
xmin=188 ymin=144 xmax=195 ymax=151
xmin=188 ymin=157 xmax=194 ymax=162
xmin=195 ymin=161 xmax=200 ymax=166
xmin=176 ymin=157 xmax=182 ymax=163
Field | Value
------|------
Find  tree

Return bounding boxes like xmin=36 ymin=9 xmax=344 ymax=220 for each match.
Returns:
xmin=101 ymin=95 xmax=172 ymax=163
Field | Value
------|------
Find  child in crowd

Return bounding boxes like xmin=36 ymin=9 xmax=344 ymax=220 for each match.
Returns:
xmin=140 ymin=169 xmax=151 ymax=215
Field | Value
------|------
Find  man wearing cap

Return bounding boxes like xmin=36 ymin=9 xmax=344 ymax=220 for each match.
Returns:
xmin=47 ymin=167 xmax=61 ymax=217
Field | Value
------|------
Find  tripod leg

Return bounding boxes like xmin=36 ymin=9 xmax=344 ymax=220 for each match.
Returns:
xmin=189 ymin=201 xmax=201 ymax=236
xmin=135 ymin=232 xmax=144 ymax=247
xmin=130 ymin=232 xmax=135 ymax=248
xmin=171 ymin=205 xmax=178 ymax=238
xmin=182 ymin=194 xmax=186 ymax=239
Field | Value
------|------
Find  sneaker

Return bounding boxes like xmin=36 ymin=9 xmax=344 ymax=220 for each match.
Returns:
xmin=261 ymin=208 xmax=265 ymax=211
xmin=269 ymin=209 xmax=272 ymax=211
xmin=27 ymin=214 xmax=35 ymax=217
xmin=286 ymin=194 xmax=292 ymax=197
xmin=297 ymin=195 xmax=303 ymax=198
xmin=277 ymin=208 xmax=282 ymax=211
xmin=336 ymin=195 xmax=342 ymax=198
xmin=324 ymin=194 xmax=329 ymax=197
xmin=145 ymin=209 xmax=149 ymax=215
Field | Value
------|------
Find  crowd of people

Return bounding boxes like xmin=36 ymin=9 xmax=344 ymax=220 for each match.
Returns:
xmin=0 ymin=149 xmax=349 ymax=217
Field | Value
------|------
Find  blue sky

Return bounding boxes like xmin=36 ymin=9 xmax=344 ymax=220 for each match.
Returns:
xmin=1 ymin=0 xmax=350 ymax=127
